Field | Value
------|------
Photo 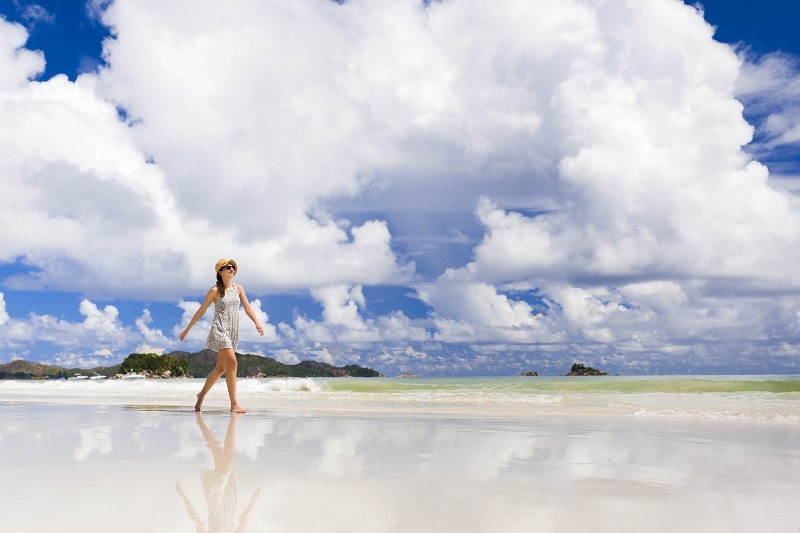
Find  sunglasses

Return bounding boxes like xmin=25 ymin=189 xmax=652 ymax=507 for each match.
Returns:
xmin=220 ymin=265 xmax=236 ymax=271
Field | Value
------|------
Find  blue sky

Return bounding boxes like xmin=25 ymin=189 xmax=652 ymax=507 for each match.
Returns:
xmin=1 ymin=0 xmax=800 ymax=375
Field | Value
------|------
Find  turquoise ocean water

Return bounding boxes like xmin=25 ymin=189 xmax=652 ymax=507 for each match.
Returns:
xmin=1 ymin=375 xmax=798 ymax=423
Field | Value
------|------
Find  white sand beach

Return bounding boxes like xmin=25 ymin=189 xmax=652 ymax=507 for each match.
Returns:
xmin=0 ymin=402 xmax=798 ymax=531
xmin=1 ymin=376 xmax=799 ymax=532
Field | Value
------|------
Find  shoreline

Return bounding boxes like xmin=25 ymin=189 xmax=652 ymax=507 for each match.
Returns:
xmin=1 ymin=375 xmax=799 ymax=424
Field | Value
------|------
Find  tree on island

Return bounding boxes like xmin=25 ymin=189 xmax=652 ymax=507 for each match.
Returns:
xmin=119 ymin=352 xmax=189 ymax=377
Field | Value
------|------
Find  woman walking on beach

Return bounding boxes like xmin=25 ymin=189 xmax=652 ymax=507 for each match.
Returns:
xmin=180 ymin=258 xmax=264 ymax=413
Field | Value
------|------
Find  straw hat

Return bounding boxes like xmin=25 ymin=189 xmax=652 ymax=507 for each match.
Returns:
xmin=214 ymin=258 xmax=238 ymax=273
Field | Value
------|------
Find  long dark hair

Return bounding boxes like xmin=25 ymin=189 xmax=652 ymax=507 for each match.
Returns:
xmin=216 ymin=273 xmax=225 ymax=298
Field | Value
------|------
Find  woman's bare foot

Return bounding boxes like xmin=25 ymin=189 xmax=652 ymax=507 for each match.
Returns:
xmin=195 ymin=393 xmax=204 ymax=412
xmin=230 ymin=404 xmax=246 ymax=414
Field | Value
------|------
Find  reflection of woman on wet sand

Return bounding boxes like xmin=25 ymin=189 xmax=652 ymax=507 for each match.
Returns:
xmin=176 ymin=413 xmax=260 ymax=533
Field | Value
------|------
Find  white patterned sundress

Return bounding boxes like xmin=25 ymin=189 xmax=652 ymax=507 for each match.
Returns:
xmin=205 ymin=283 xmax=241 ymax=351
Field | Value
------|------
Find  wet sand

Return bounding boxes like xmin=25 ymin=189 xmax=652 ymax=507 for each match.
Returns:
xmin=1 ymin=402 xmax=798 ymax=532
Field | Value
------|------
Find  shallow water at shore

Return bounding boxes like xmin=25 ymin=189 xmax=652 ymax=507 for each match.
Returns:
xmin=1 ymin=377 xmax=799 ymax=533
xmin=1 ymin=375 xmax=798 ymax=422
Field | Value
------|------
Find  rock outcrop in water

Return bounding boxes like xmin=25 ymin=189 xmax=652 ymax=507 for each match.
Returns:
xmin=565 ymin=363 xmax=607 ymax=376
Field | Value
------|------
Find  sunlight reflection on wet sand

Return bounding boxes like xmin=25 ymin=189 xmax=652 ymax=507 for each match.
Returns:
xmin=0 ymin=404 xmax=798 ymax=532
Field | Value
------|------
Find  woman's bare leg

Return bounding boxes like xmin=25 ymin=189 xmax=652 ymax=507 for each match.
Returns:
xmin=195 ymin=356 xmax=227 ymax=411
xmin=219 ymin=348 xmax=245 ymax=413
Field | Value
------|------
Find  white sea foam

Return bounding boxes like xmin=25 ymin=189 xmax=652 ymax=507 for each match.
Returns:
xmin=240 ymin=377 xmax=323 ymax=393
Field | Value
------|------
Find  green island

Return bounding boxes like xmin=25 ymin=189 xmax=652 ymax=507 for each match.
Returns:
xmin=0 ymin=350 xmax=383 ymax=380
xmin=565 ymin=363 xmax=608 ymax=376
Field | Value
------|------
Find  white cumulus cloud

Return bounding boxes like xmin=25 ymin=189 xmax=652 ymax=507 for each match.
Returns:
xmin=1 ymin=0 xmax=800 ymax=373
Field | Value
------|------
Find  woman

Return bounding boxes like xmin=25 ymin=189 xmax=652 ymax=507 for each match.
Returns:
xmin=180 ymin=258 xmax=264 ymax=413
